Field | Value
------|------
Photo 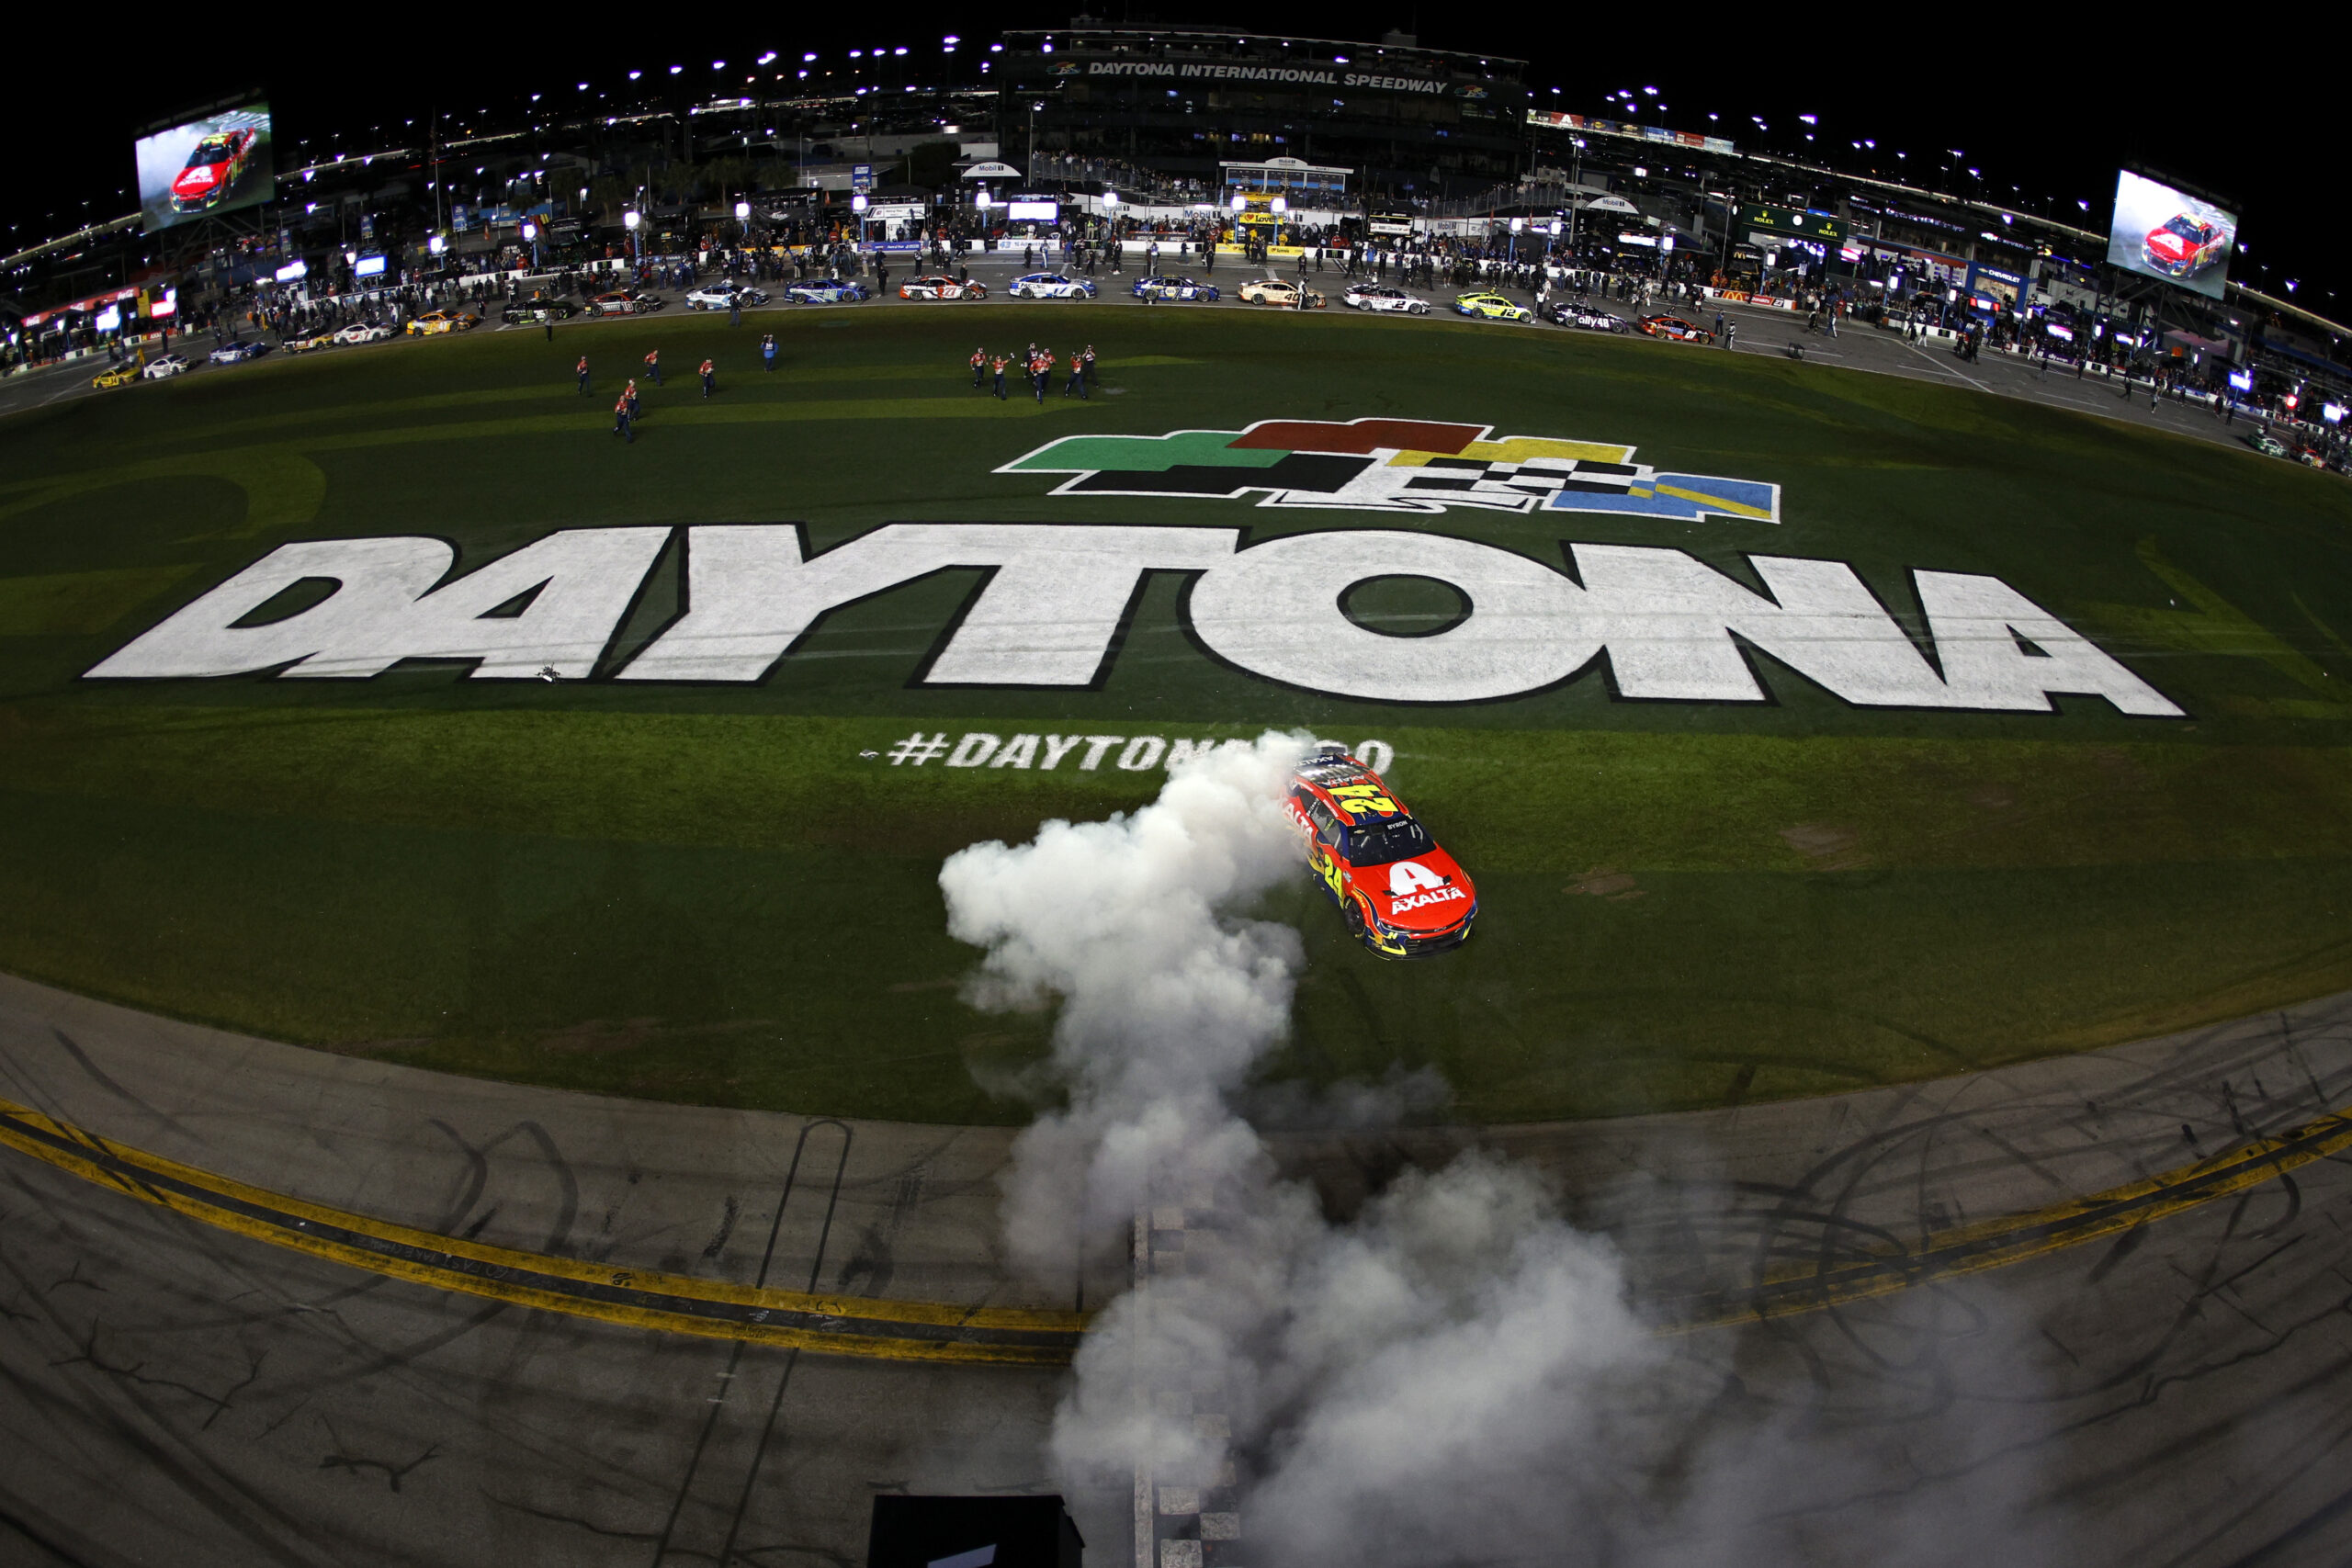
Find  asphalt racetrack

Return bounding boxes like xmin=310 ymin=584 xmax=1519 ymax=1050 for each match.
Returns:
xmin=2 ymin=254 xmax=2350 ymax=1565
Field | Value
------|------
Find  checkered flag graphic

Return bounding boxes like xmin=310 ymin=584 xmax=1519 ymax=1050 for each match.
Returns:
xmin=1396 ymin=456 xmax=1654 ymax=507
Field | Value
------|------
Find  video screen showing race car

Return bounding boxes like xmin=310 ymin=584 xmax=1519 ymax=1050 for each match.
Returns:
xmin=136 ymin=102 xmax=275 ymax=232
xmin=2105 ymin=170 xmax=2237 ymax=300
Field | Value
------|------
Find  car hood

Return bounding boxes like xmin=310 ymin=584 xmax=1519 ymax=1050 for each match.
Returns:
xmin=1363 ymin=849 xmax=1476 ymax=931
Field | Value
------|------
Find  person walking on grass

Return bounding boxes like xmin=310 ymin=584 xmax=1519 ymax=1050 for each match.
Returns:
xmin=971 ymin=344 xmax=987 ymax=389
xmin=626 ymin=379 xmax=641 ymax=420
xmin=991 ymin=354 xmax=1009 ymax=400
xmin=763 ymin=333 xmax=777 ymax=372
xmin=1064 ymin=349 xmax=1088 ymax=400
xmin=576 ymin=355 xmax=591 ymax=394
xmin=700 ymin=357 xmax=716 ymax=399
xmin=644 ymin=348 xmax=662 ymax=387
xmin=613 ymin=389 xmax=634 ymax=443
xmin=1082 ymin=344 xmax=1097 ymax=387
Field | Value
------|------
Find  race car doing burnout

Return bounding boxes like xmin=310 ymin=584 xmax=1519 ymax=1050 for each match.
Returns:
xmin=1287 ymin=745 xmax=1476 ymax=957
xmin=1011 ymin=272 xmax=1096 ymax=299
xmin=2143 ymin=213 xmax=2228 ymax=279
xmin=170 ymin=129 xmax=257 ymax=212
xmin=898 ymin=276 xmax=987 ymax=300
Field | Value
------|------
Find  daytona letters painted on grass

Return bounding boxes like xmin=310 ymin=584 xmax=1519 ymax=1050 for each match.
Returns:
xmin=87 ymin=523 xmax=2184 ymax=717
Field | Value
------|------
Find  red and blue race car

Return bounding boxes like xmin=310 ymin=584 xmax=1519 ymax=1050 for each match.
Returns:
xmin=171 ymin=130 xmax=259 ymax=213
xmin=2143 ymin=213 xmax=2228 ymax=280
xmin=1287 ymin=744 xmax=1476 ymax=957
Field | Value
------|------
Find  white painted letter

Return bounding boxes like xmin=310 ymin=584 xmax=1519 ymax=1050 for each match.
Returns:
xmin=1573 ymin=545 xmax=1951 ymax=705
xmin=620 ymin=524 xmax=1235 ymax=684
xmin=1916 ymin=571 xmax=2184 ymax=716
xmin=1188 ymin=531 xmax=1599 ymax=702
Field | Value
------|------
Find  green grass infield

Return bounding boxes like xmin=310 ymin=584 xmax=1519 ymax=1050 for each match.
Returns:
xmin=2 ymin=304 xmax=2347 ymax=1124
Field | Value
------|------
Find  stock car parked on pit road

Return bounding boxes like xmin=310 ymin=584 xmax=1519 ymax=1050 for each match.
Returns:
xmin=1238 ymin=277 xmax=1327 ymax=308
xmin=896 ymin=276 xmax=988 ymax=301
xmin=333 ymin=322 xmax=395 ymax=344
xmin=1131 ymin=276 xmax=1221 ymax=302
xmin=1545 ymin=299 xmax=1629 ymax=333
xmin=404 ymin=310 xmax=481 ymax=337
xmin=503 ymin=299 xmax=582 ymax=324
xmin=1343 ymin=283 xmax=1430 ymax=314
xmin=90 ymin=361 xmax=143 ymax=389
xmin=283 ymin=326 xmax=341 ymax=353
xmin=785 ymin=279 xmax=870 ymax=304
xmin=684 ymin=282 xmax=768 ymax=310
xmin=1454 ymin=291 xmax=1531 ymax=322
xmin=586 ymin=291 xmax=664 ymax=316
xmin=1287 ymin=744 xmax=1476 ymax=958
xmin=208 ymin=340 xmax=274 ymax=365
xmin=1638 ymin=313 xmax=1713 ymax=344
xmin=1010 ymin=272 xmax=1097 ymax=299
xmin=2143 ymin=213 xmax=2230 ymax=280
xmin=141 ymin=354 xmax=190 ymax=380
xmin=170 ymin=129 xmax=259 ymax=213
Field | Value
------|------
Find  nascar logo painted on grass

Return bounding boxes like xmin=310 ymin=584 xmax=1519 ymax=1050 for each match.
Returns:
xmin=999 ymin=417 xmax=1781 ymax=522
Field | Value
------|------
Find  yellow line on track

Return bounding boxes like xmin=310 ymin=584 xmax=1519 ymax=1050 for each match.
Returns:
xmin=1661 ymin=1105 xmax=2352 ymax=1332
xmin=0 ymin=1096 xmax=1085 ymax=1366
xmin=4 ymin=1093 xmax=2345 ymax=1353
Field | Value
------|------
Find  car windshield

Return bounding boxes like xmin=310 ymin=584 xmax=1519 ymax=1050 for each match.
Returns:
xmin=185 ymin=141 xmax=230 ymax=168
xmin=1345 ymin=816 xmax=1434 ymax=866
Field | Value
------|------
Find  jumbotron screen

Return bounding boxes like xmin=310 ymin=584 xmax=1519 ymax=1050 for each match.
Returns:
xmin=2105 ymin=170 xmax=2236 ymax=300
xmin=136 ymin=102 xmax=275 ymax=232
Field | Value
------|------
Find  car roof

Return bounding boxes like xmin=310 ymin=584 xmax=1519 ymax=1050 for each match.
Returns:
xmin=1291 ymin=754 xmax=1412 ymax=822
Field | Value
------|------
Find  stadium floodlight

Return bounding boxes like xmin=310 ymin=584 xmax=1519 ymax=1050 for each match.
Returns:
xmin=1272 ymin=196 xmax=1288 ymax=213
xmin=804 ymin=51 xmax=818 ymax=61
xmin=1231 ymin=193 xmax=1247 ymax=210
xmin=1549 ymin=220 xmax=1562 ymax=236
xmin=623 ymin=210 xmax=641 ymax=230
xmin=669 ymin=64 xmax=683 ymax=74
xmin=428 ymin=234 xmax=446 ymax=254
xmin=1799 ymin=113 xmax=1817 ymax=125
xmin=1103 ymin=190 xmax=1120 ymax=207
xmin=852 ymin=194 xmax=868 ymax=211
xmin=758 ymin=51 xmax=776 ymax=64
xmin=734 ymin=201 xmax=751 ymax=219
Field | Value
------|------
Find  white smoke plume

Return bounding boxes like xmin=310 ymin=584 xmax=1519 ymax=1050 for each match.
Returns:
xmin=939 ymin=734 xmax=2067 ymax=1568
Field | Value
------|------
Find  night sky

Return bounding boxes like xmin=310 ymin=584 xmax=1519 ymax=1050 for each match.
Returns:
xmin=6 ymin=13 xmax=2338 ymax=323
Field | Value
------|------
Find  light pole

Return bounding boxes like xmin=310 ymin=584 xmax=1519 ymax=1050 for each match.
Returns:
xmin=624 ymin=208 xmax=641 ymax=272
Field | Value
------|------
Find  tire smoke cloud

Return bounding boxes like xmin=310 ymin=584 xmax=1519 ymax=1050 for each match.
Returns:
xmin=939 ymin=734 xmax=2064 ymax=1567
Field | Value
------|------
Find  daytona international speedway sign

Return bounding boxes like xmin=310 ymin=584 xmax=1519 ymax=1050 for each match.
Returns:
xmin=87 ymin=421 xmax=2184 ymax=716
